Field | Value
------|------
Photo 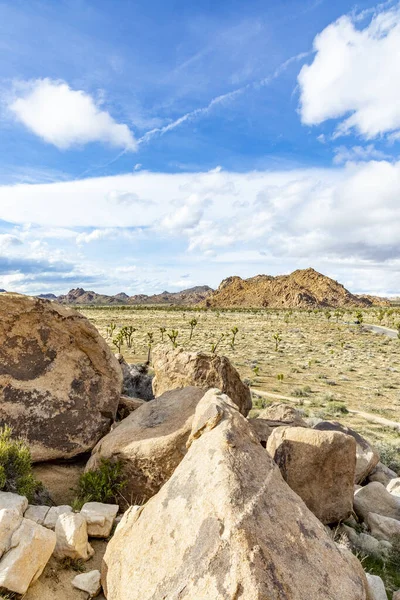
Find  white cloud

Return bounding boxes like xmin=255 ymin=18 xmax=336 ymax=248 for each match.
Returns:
xmin=9 ymin=79 xmax=136 ymax=150
xmin=2 ymin=162 xmax=400 ymax=294
xmin=333 ymin=144 xmax=390 ymax=164
xmin=298 ymin=5 xmax=400 ymax=138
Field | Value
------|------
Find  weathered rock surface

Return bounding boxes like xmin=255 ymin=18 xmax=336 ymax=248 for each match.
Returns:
xmin=72 ymin=569 xmax=102 ymax=596
xmin=24 ymin=505 xmax=50 ymax=526
xmin=117 ymin=395 xmax=145 ymax=420
xmin=257 ymin=402 xmax=307 ymax=428
xmin=44 ymin=505 xmax=73 ymax=530
xmin=369 ymin=462 xmax=398 ymax=486
xmin=387 ymin=477 xmax=400 ymax=496
xmin=341 ymin=525 xmax=391 ymax=559
xmin=0 ymin=491 xmax=28 ymax=515
xmin=314 ymin=421 xmax=379 ymax=483
xmin=102 ymin=390 xmax=368 ymax=600
xmin=87 ymin=387 xmax=206 ymax=504
xmin=267 ymin=426 xmax=356 ymax=524
xmin=367 ymin=512 xmax=400 ymax=541
xmin=152 ymin=347 xmax=252 ymax=415
xmin=247 ymin=418 xmax=272 ymax=447
xmin=354 ymin=482 xmax=400 ymax=521
xmin=0 ymin=294 xmax=123 ymax=461
xmin=365 ymin=573 xmax=388 ymax=600
xmin=54 ymin=513 xmax=94 ymax=561
xmin=0 ymin=508 xmax=22 ymax=556
xmin=0 ymin=517 xmax=56 ymax=594
xmin=117 ymin=356 xmax=154 ymax=401
xmin=81 ymin=502 xmax=119 ymax=538
xmin=393 ymin=591 xmax=400 ymax=600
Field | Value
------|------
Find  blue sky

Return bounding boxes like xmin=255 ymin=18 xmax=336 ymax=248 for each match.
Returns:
xmin=1 ymin=0 xmax=400 ymax=296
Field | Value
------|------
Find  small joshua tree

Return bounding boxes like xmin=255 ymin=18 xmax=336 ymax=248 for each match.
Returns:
xmin=277 ymin=373 xmax=284 ymax=382
xmin=325 ymin=310 xmax=331 ymax=321
xmin=167 ymin=330 xmax=179 ymax=348
xmin=160 ymin=326 xmax=166 ymax=342
xmin=112 ymin=331 xmax=124 ymax=353
xmin=147 ymin=332 xmax=154 ymax=363
xmin=253 ymin=365 xmax=260 ymax=376
xmin=107 ymin=322 xmax=117 ymax=339
xmin=189 ymin=318 xmax=198 ymax=341
xmin=121 ymin=325 xmax=136 ymax=349
xmin=273 ymin=332 xmax=282 ymax=352
xmin=377 ymin=309 xmax=385 ymax=324
xmin=355 ymin=311 xmax=363 ymax=325
xmin=230 ymin=326 xmax=239 ymax=349
xmin=211 ymin=333 xmax=224 ymax=354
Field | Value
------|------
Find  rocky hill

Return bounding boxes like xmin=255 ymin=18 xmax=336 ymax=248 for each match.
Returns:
xmin=203 ymin=268 xmax=373 ymax=309
xmin=54 ymin=285 xmax=213 ymax=306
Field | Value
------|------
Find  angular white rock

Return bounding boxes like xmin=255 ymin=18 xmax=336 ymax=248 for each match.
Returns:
xmin=24 ymin=504 xmax=50 ymax=526
xmin=0 ymin=492 xmax=28 ymax=516
xmin=387 ymin=477 xmax=400 ymax=496
xmin=0 ymin=518 xmax=56 ymax=594
xmin=0 ymin=509 xmax=22 ymax=558
xmin=81 ymin=502 xmax=119 ymax=538
xmin=54 ymin=512 xmax=94 ymax=561
xmin=44 ymin=505 xmax=72 ymax=529
xmin=72 ymin=569 xmax=102 ymax=596
xmin=366 ymin=573 xmax=388 ymax=600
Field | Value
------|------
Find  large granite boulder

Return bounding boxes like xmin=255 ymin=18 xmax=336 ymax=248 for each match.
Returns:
xmin=102 ymin=391 xmax=369 ymax=600
xmin=257 ymin=402 xmax=307 ymax=428
xmin=314 ymin=421 xmax=379 ymax=484
xmin=151 ymin=347 xmax=252 ymax=416
xmin=0 ymin=294 xmax=122 ymax=461
xmin=86 ymin=387 xmax=206 ymax=504
xmin=267 ymin=426 xmax=356 ymax=524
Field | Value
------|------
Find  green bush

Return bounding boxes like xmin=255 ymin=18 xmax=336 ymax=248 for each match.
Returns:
xmin=73 ymin=459 xmax=126 ymax=510
xmin=375 ymin=442 xmax=400 ymax=474
xmin=324 ymin=401 xmax=348 ymax=416
xmin=0 ymin=426 xmax=41 ymax=501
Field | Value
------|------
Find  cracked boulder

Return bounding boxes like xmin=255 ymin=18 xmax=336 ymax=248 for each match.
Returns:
xmin=152 ymin=346 xmax=252 ymax=416
xmin=102 ymin=390 xmax=369 ymax=600
xmin=0 ymin=294 xmax=122 ymax=461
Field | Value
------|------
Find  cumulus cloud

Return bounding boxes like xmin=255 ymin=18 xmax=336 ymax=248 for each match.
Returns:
xmin=9 ymin=79 xmax=136 ymax=150
xmin=298 ymin=5 xmax=400 ymax=138
xmin=2 ymin=163 xmax=400 ymax=294
xmin=333 ymin=145 xmax=390 ymax=164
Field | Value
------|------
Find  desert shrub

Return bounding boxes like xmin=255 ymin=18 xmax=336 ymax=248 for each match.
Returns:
xmin=324 ymin=401 xmax=348 ymax=416
xmin=73 ymin=458 xmax=126 ymax=510
xmin=58 ymin=557 xmax=86 ymax=572
xmin=0 ymin=426 xmax=41 ymax=501
xmin=357 ymin=535 xmax=400 ymax=595
xmin=252 ymin=396 xmax=272 ymax=410
xmin=375 ymin=442 xmax=400 ymax=474
xmin=291 ymin=387 xmax=310 ymax=398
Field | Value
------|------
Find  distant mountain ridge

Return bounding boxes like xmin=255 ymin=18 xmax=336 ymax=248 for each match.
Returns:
xmin=202 ymin=268 xmax=388 ymax=309
xmin=41 ymin=285 xmax=214 ymax=306
xmin=14 ymin=269 xmax=390 ymax=308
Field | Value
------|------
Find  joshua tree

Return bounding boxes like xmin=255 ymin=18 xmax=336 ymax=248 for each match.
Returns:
xmin=334 ymin=309 xmax=343 ymax=322
xmin=112 ymin=331 xmax=124 ymax=353
xmin=211 ymin=333 xmax=224 ymax=354
xmin=147 ymin=332 xmax=154 ymax=363
xmin=121 ymin=325 xmax=136 ymax=348
xmin=277 ymin=373 xmax=284 ymax=382
xmin=377 ymin=309 xmax=385 ymax=324
xmin=159 ymin=326 xmax=166 ymax=342
xmin=325 ymin=310 xmax=331 ymax=321
xmin=355 ymin=311 xmax=363 ymax=325
xmin=167 ymin=330 xmax=179 ymax=348
xmin=273 ymin=332 xmax=282 ymax=352
xmin=107 ymin=322 xmax=117 ymax=339
xmin=189 ymin=318 xmax=198 ymax=341
xmin=253 ymin=365 xmax=260 ymax=376
xmin=230 ymin=326 xmax=239 ymax=349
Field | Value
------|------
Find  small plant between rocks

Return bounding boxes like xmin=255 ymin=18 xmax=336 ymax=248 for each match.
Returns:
xmin=0 ymin=425 xmax=42 ymax=502
xmin=72 ymin=458 xmax=127 ymax=511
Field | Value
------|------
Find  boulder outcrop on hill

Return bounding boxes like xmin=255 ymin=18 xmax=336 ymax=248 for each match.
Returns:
xmin=267 ymin=426 xmax=356 ymax=524
xmin=152 ymin=347 xmax=252 ymax=416
xmin=86 ymin=387 xmax=206 ymax=504
xmin=0 ymin=294 xmax=122 ymax=461
xmin=204 ymin=267 xmax=372 ymax=308
xmin=102 ymin=390 xmax=368 ymax=600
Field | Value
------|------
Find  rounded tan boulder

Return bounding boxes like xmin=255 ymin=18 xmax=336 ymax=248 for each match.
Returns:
xmin=151 ymin=346 xmax=252 ymax=416
xmin=86 ymin=386 xmax=206 ymax=505
xmin=267 ymin=426 xmax=356 ymax=524
xmin=0 ymin=294 xmax=122 ymax=461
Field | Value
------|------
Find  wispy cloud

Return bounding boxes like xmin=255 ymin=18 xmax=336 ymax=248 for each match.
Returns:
xmin=139 ymin=51 xmax=310 ymax=145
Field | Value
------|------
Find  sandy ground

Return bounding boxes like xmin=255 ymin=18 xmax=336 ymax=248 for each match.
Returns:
xmin=32 ymin=460 xmax=86 ymax=506
xmin=24 ymin=539 xmax=107 ymax=600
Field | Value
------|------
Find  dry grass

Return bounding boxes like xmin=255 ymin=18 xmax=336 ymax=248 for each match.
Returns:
xmin=79 ymin=306 xmax=400 ymax=447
